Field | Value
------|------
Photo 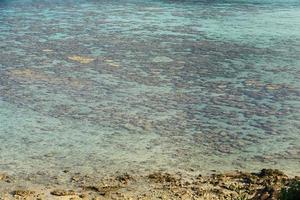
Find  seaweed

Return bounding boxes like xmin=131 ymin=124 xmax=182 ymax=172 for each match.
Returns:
xmin=280 ymin=181 xmax=300 ymax=200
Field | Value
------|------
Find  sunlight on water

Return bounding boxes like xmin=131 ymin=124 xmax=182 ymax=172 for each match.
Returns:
xmin=0 ymin=0 xmax=300 ymax=177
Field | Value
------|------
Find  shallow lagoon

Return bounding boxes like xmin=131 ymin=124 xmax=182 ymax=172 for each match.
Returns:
xmin=0 ymin=0 xmax=300 ymax=179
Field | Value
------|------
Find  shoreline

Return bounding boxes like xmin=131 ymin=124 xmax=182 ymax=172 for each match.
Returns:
xmin=1 ymin=169 xmax=299 ymax=199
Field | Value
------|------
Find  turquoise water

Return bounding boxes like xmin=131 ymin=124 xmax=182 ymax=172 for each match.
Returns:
xmin=0 ymin=0 xmax=300 ymax=178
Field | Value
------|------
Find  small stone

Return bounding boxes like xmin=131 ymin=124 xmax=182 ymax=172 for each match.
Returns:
xmin=50 ymin=189 xmax=76 ymax=196
xmin=260 ymin=192 xmax=270 ymax=200
xmin=79 ymin=193 xmax=88 ymax=198
xmin=13 ymin=190 xmax=35 ymax=197
xmin=116 ymin=173 xmax=133 ymax=184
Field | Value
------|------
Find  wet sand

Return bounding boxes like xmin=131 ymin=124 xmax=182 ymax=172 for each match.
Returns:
xmin=0 ymin=169 xmax=299 ymax=200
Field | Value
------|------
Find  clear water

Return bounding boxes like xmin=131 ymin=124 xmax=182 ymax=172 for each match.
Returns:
xmin=0 ymin=0 xmax=300 ymax=178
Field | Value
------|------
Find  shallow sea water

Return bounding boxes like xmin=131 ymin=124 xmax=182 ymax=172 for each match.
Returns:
xmin=0 ymin=0 xmax=300 ymax=178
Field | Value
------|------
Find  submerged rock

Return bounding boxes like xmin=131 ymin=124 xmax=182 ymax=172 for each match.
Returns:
xmin=105 ymin=59 xmax=120 ymax=67
xmin=68 ymin=55 xmax=95 ymax=64
xmin=42 ymin=49 xmax=53 ymax=52
xmin=152 ymin=56 xmax=174 ymax=63
xmin=257 ymin=168 xmax=286 ymax=177
xmin=0 ymin=173 xmax=11 ymax=183
xmin=0 ymin=174 xmax=8 ymax=181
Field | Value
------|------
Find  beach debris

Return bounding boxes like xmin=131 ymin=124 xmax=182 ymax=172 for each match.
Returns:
xmin=68 ymin=55 xmax=95 ymax=64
